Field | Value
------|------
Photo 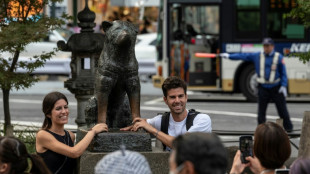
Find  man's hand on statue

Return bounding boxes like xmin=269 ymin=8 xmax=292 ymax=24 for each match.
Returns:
xmin=120 ymin=124 xmax=134 ymax=131
xmin=131 ymin=118 xmax=153 ymax=132
xmin=92 ymin=123 xmax=108 ymax=134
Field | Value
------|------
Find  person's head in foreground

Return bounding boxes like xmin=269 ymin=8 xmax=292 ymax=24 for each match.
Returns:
xmin=94 ymin=149 xmax=152 ymax=174
xmin=230 ymin=122 xmax=291 ymax=174
xmin=289 ymin=156 xmax=310 ymax=174
xmin=254 ymin=122 xmax=291 ymax=170
xmin=169 ymin=132 xmax=227 ymax=174
xmin=0 ymin=136 xmax=51 ymax=174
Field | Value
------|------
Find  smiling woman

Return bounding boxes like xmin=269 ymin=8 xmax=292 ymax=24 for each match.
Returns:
xmin=35 ymin=91 xmax=108 ymax=174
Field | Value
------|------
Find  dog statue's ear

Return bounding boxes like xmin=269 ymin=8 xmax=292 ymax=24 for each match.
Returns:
xmin=102 ymin=21 xmax=113 ymax=32
xmin=134 ymin=26 xmax=139 ymax=34
xmin=129 ymin=23 xmax=139 ymax=34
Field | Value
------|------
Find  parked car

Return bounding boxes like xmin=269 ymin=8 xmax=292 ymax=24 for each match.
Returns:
xmin=1 ymin=29 xmax=72 ymax=76
xmin=135 ymin=33 xmax=157 ymax=82
xmin=1 ymin=30 xmax=157 ymax=79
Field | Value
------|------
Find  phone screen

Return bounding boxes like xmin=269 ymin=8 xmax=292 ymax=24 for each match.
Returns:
xmin=239 ymin=136 xmax=253 ymax=163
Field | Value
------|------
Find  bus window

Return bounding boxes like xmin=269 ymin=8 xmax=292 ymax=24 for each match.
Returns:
xmin=168 ymin=4 xmax=219 ymax=84
xmin=236 ymin=0 xmax=261 ymax=39
xmin=267 ymin=0 xmax=304 ymax=39
xmin=184 ymin=6 xmax=219 ymax=35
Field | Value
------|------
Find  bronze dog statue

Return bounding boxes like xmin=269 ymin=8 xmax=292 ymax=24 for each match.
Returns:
xmin=95 ymin=20 xmax=140 ymax=127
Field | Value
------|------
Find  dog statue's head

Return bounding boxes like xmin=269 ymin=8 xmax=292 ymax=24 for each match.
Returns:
xmin=102 ymin=20 xmax=138 ymax=49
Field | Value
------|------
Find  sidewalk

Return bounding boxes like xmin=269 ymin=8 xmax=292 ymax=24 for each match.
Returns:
xmin=9 ymin=80 xmax=72 ymax=95
xmin=8 ymin=80 xmax=163 ymax=96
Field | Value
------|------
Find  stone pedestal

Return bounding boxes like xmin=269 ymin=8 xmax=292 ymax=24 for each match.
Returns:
xmin=78 ymin=126 xmax=152 ymax=152
xmin=79 ymin=147 xmax=170 ymax=174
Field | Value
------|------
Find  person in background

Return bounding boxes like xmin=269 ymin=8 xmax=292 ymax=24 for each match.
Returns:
xmin=289 ymin=157 xmax=310 ymax=174
xmin=220 ymin=37 xmax=293 ymax=132
xmin=0 ymin=136 xmax=52 ymax=174
xmin=169 ymin=132 xmax=227 ymax=174
xmin=121 ymin=76 xmax=212 ymax=151
xmin=94 ymin=149 xmax=151 ymax=174
xmin=230 ymin=122 xmax=291 ymax=174
xmin=140 ymin=18 xmax=152 ymax=34
xmin=36 ymin=91 xmax=108 ymax=174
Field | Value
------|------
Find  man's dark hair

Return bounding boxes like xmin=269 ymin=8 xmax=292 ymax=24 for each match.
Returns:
xmin=161 ymin=76 xmax=187 ymax=97
xmin=172 ymin=132 xmax=227 ymax=174
xmin=253 ymin=122 xmax=291 ymax=169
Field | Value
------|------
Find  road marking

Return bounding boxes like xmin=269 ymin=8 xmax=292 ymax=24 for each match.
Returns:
xmin=144 ymin=97 xmax=163 ymax=105
xmin=1 ymin=99 xmax=302 ymax=122
xmin=0 ymin=120 xmax=77 ymax=129
xmin=141 ymin=106 xmax=302 ymax=122
xmin=0 ymin=99 xmax=77 ymax=106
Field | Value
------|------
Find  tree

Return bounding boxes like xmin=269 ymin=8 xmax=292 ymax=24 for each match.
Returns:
xmin=287 ymin=0 xmax=310 ymax=63
xmin=0 ymin=0 xmax=68 ymax=135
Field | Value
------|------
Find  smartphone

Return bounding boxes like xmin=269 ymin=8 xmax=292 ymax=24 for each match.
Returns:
xmin=239 ymin=135 xmax=253 ymax=163
xmin=275 ymin=169 xmax=290 ymax=174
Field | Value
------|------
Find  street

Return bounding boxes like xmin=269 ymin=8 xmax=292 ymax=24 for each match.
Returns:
xmin=0 ymin=79 xmax=308 ymax=132
xmin=0 ymin=79 xmax=309 ymax=159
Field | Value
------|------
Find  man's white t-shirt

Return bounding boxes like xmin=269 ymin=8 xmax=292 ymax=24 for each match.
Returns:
xmin=146 ymin=110 xmax=212 ymax=138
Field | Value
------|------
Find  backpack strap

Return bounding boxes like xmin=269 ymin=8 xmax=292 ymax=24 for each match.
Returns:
xmin=186 ymin=109 xmax=200 ymax=130
xmin=160 ymin=112 xmax=170 ymax=135
xmin=160 ymin=112 xmax=170 ymax=151
xmin=159 ymin=109 xmax=200 ymax=151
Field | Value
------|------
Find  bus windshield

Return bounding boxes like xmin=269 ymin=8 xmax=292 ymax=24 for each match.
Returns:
xmin=170 ymin=4 xmax=219 ymax=37
xmin=184 ymin=6 xmax=219 ymax=35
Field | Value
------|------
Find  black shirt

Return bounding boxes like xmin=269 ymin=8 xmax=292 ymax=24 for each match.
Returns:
xmin=37 ymin=130 xmax=76 ymax=174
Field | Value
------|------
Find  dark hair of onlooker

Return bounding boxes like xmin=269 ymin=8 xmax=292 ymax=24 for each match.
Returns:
xmin=253 ymin=122 xmax=291 ymax=169
xmin=290 ymin=157 xmax=310 ymax=174
xmin=162 ymin=76 xmax=187 ymax=97
xmin=41 ymin=91 xmax=68 ymax=130
xmin=172 ymin=132 xmax=227 ymax=174
xmin=0 ymin=136 xmax=51 ymax=174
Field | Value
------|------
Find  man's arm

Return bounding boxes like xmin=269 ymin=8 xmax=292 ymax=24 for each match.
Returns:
xmin=220 ymin=52 xmax=257 ymax=62
xmin=229 ymin=53 xmax=257 ymax=62
xmin=131 ymin=118 xmax=175 ymax=148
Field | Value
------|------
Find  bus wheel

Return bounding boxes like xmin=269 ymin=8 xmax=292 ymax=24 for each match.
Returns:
xmin=239 ymin=64 xmax=258 ymax=102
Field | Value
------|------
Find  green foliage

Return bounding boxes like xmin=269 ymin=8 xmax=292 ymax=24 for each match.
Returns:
xmin=287 ymin=0 xmax=310 ymax=63
xmin=289 ymin=52 xmax=310 ymax=64
xmin=0 ymin=0 xmax=69 ymax=91
xmin=0 ymin=0 xmax=70 ymax=135
xmin=0 ymin=123 xmax=38 ymax=154
xmin=13 ymin=127 xmax=38 ymax=154
xmin=287 ymin=0 xmax=310 ymax=28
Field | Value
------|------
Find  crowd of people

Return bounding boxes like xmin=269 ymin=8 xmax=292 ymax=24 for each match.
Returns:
xmin=1 ymin=125 xmax=306 ymax=174
xmin=0 ymin=76 xmax=303 ymax=174
xmin=0 ymin=40 xmax=305 ymax=173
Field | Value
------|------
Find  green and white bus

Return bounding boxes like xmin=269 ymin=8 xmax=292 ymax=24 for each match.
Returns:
xmin=152 ymin=0 xmax=310 ymax=101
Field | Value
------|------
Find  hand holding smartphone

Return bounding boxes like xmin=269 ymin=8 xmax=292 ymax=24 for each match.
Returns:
xmin=239 ymin=135 xmax=253 ymax=163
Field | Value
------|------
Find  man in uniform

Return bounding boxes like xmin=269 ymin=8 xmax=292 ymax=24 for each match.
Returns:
xmin=121 ymin=76 xmax=212 ymax=151
xmin=220 ymin=38 xmax=293 ymax=132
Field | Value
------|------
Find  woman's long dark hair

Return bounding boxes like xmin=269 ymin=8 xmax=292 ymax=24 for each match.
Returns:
xmin=0 ymin=136 xmax=51 ymax=174
xmin=41 ymin=91 xmax=68 ymax=130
